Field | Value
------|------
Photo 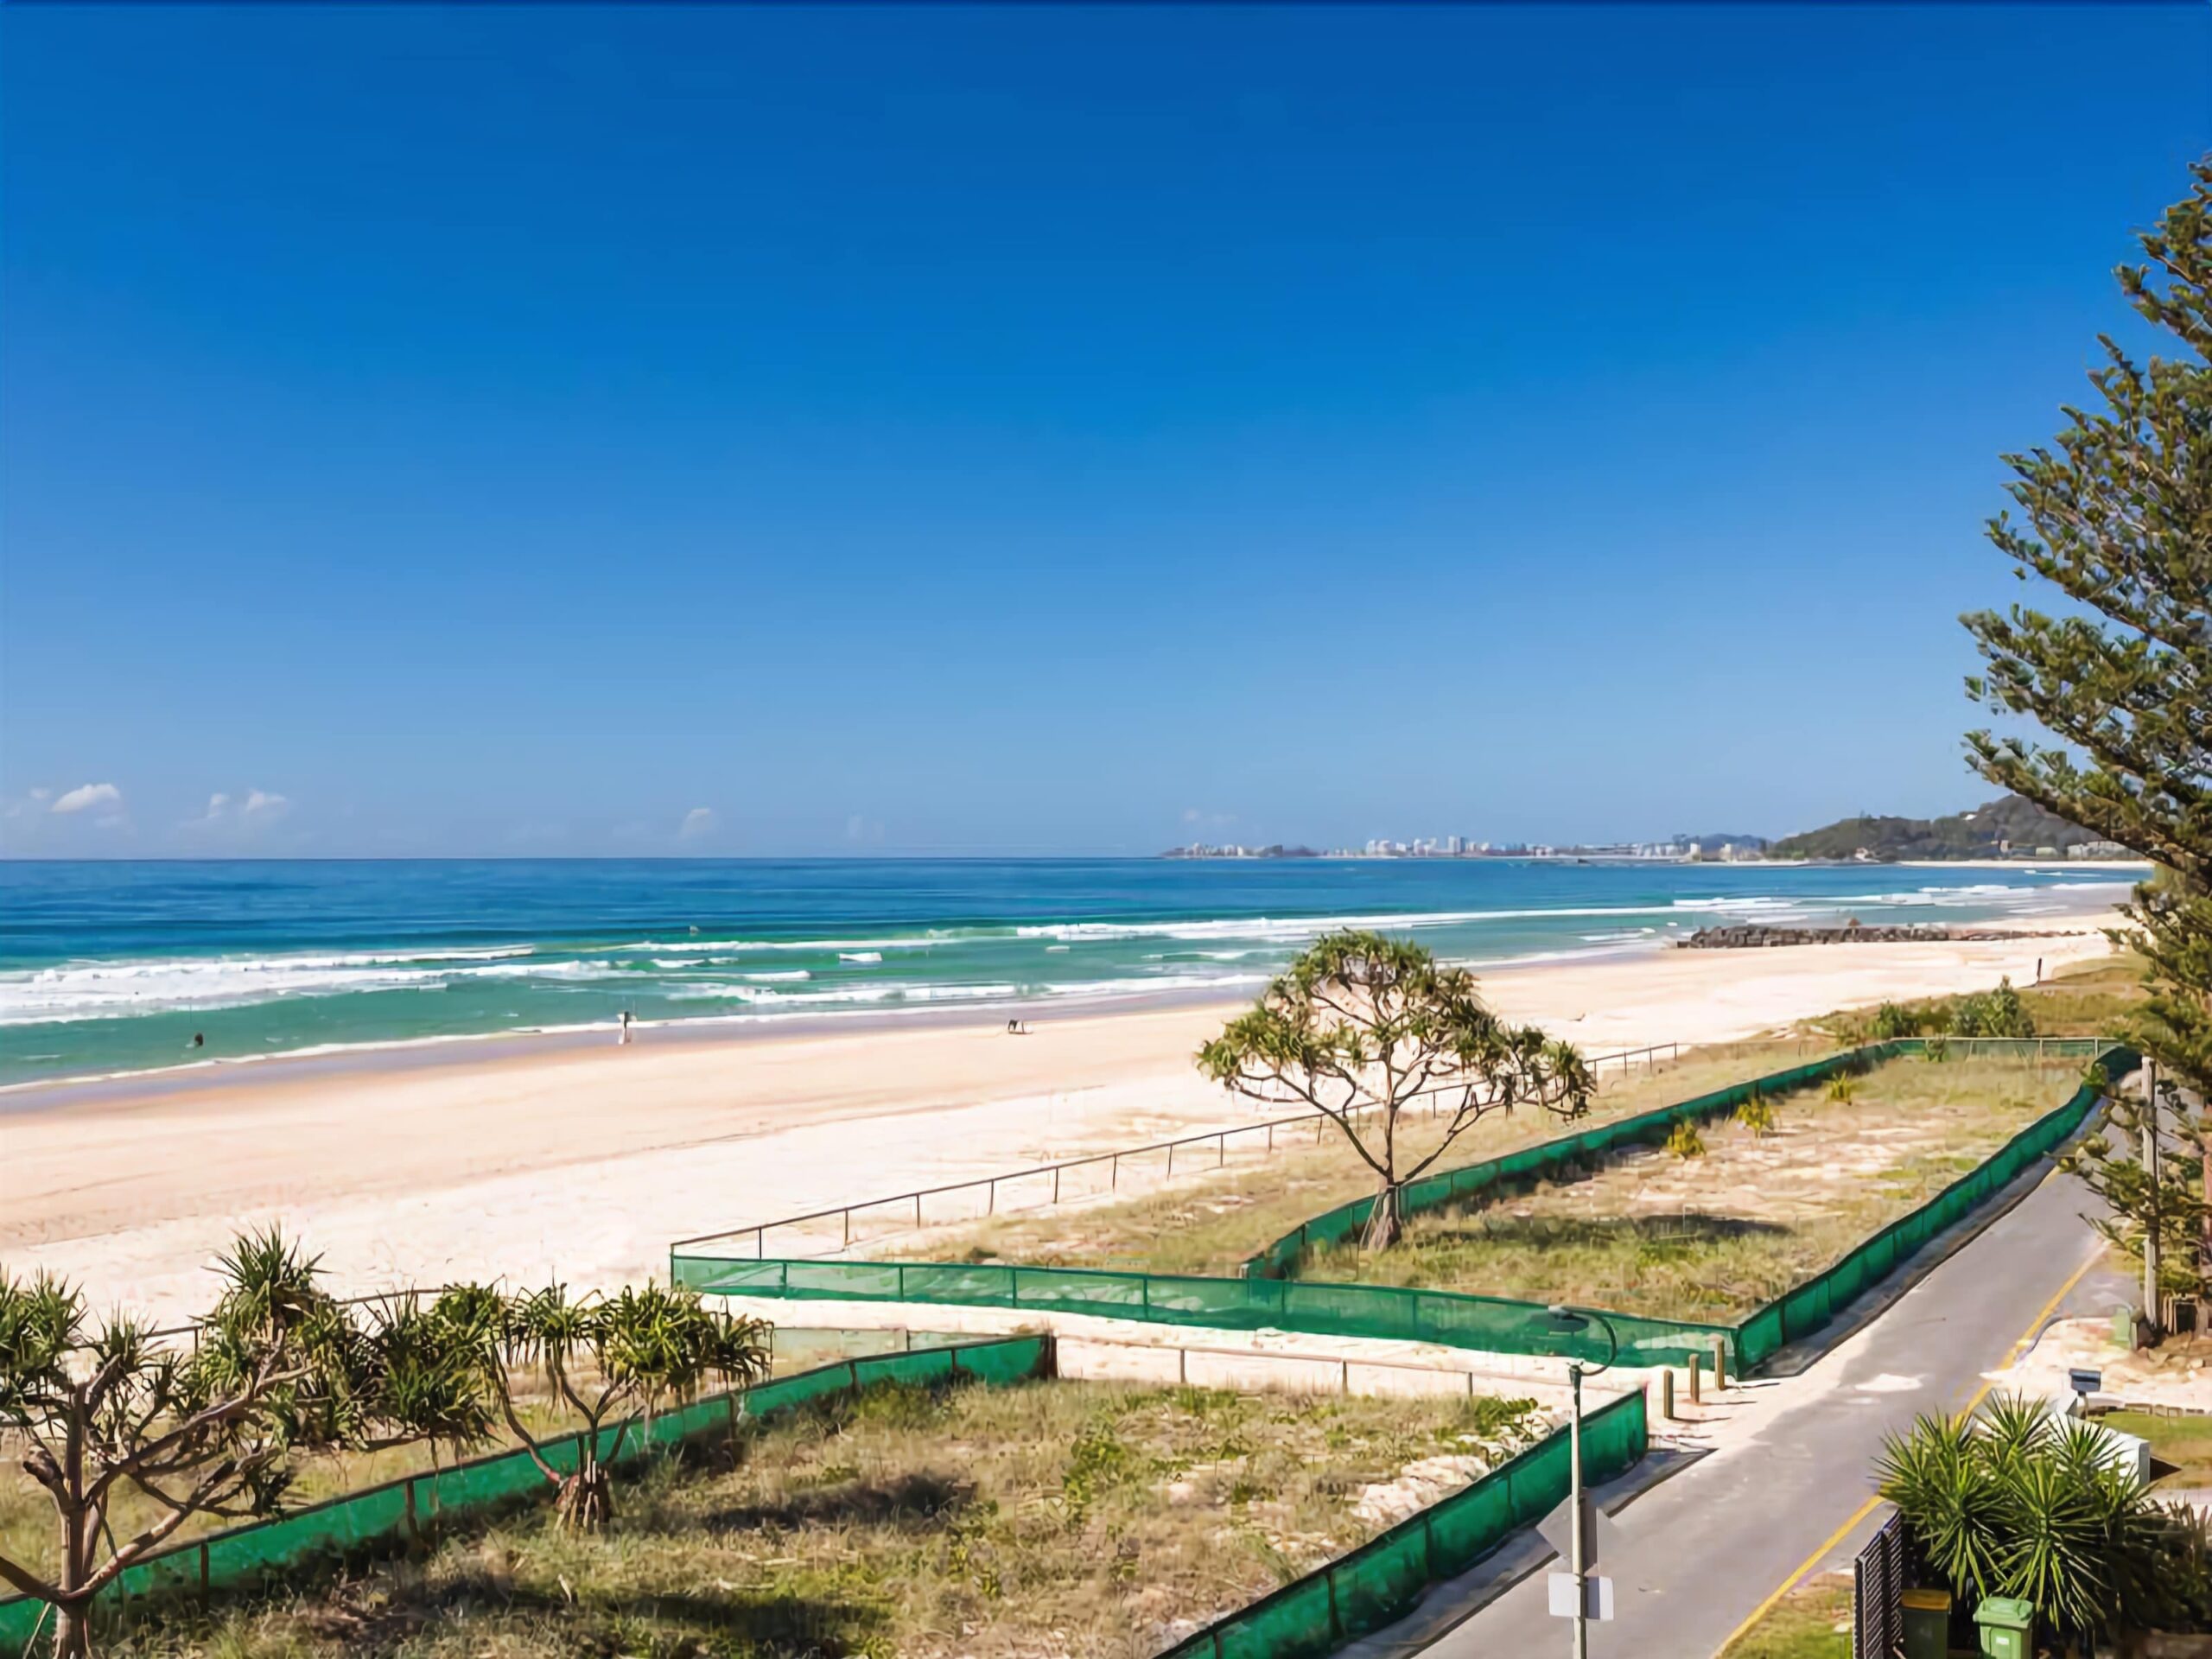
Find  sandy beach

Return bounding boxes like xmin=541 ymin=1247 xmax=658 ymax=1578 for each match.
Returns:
xmin=0 ymin=912 xmax=2120 ymax=1325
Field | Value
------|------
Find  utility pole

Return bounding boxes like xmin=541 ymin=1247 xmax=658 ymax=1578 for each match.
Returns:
xmin=1568 ymin=1357 xmax=1587 ymax=1659
xmin=2145 ymin=1058 xmax=2162 ymax=1338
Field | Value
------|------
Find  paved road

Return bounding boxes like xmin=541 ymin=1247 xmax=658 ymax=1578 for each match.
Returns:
xmin=1351 ymin=1154 xmax=2128 ymax=1659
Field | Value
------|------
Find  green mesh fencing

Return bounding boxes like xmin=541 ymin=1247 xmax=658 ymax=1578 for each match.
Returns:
xmin=675 ymin=1255 xmax=1732 ymax=1369
xmin=677 ymin=1039 xmax=2126 ymax=1379
xmin=1154 ymin=1384 xmax=1648 ymax=1658
xmin=0 ymin=1334 xmax=1051 ymax=1658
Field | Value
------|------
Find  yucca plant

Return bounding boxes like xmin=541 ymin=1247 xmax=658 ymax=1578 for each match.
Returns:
xmin=443 ymin=1281 xmax=768 ymax=1529
xmin=1735 ymin=1088 xmax=1777 ymax=1138
xmin=1666 ymin=1120 xmax=1707 ymax=1160
xmin=1878 ymin=1395 xmax=2200 ymax=1652
xmin=1827 ymin=1073 xmax=1858 ymax=1104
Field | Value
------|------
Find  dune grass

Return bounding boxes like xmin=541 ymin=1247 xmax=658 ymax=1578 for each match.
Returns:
xmin=898 ymin=1040 xmax=1836 ymax=1278
xmin=1300 ymin=1052 xmax=2087 ymax=1323
xmin=85 ymin=1376 xmax=1544 ymax=1659
xmin=1804 ymin=949 xmax=2146 ymax=1045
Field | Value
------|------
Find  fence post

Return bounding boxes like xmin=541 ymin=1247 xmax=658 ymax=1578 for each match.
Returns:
xmin=988 ymin=1179 xmax=996 ymax=1216
xmin=916 ymin=1192 xmax=924 ymax=1230
xmin=1112 ymin=1154 xmax=1119 ymax=1191
xmin=1167 ymin=1144 xmax=1175 ymax=1178
xmin=1218 ymin=1133 xmax=1226 ymax=1167
xmin=1054 ymin=1166 xmax=1062 ymax=1203
xmin=842 ymin=1209 xmax=850 ymax=1250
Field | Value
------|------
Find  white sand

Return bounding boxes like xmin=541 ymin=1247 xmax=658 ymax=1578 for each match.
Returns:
xmin=0 ymin=912 xmax=2120 ymax=1326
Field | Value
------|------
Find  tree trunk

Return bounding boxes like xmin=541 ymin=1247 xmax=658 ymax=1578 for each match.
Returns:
xmin=556 ymin=1458 xmax=613 ymax=1530
xmin=1363 ymin=1178 xmax=1403 ymax=1251
xmin=54 ymin=1598 xmax=92 ymax=1659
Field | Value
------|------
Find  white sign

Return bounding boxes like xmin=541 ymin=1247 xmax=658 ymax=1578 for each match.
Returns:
xmin=1535 ymin=1493 xmax=1625 ymax=1570
xmin=1548 ymin=1573 xmax=1614 ymax=1621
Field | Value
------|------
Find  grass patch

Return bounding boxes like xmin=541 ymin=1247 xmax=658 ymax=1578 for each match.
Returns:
xmin=1299 ymin=1052 xmax=2086 ymax=1323
xmin=2103 ymin=1409 xmax=2212 ymax=1490
xmin=899 ymin=1041 xmax=1837 ymax=1277
xmin=86 ymin=1376 xmax=1545 ymax=1658
xmin=1718 ymin=1569 xmax=1853 ymax=1659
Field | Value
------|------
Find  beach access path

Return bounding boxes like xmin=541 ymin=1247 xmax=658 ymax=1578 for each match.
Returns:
xmin=1344 ymin=1115 xmax=2125 ymax=1658
xmin=2 ymin=923 xmax=2114 ymax=1328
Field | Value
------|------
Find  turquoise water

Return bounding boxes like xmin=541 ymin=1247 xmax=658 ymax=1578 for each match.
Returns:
xmin=0 ymin=859 xmax=2129 ymax=1089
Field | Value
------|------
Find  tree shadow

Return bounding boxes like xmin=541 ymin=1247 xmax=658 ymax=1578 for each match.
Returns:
xmin=1419 ymin=1211 xmax=1793 ymax=1250
xmin=322 ymin=1571 xmax=893 ymax=1656
xmin=702 ymin=1469 xmax=973 ymax=1533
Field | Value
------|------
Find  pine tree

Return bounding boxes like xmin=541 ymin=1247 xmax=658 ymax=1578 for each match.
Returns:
xmin=1963 ymin=156 xmax=2212 ymax=1103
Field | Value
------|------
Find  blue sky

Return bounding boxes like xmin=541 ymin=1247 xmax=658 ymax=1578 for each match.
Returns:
xmin=4 ymin=6 xmax=2207 ymax=858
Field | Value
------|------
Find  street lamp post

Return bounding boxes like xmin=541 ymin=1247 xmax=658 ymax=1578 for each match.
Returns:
xmin=1548 ymin=1304 xmax=1619 ymax=1659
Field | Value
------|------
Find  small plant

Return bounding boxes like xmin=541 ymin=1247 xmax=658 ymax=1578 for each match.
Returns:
xmin=1923 ymin=1034 xmax=1949 ymax=1064
xmin=1666 ymin=1120 xmax=1707 ymax=1160
xmin=1827 ymin=1073 xmax=1858 ymax=1103
xmin=1734 ymin=1088 xmax=1777 ymax=1137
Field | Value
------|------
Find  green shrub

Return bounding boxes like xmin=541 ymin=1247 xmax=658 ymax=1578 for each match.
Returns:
xmin=1873 ymin=1002 xmax=1927 ymax=1040
xmin=1923 ymin=1035 xmax=1949 ymax=1064
xmin=1667 ymin=1121 xmax=1707 ymax=1160
xmin=1827 ymin=1074 xmax=1858 ymax=1104
xmin=1947 ymin=977 xmax=2036 ymax=1039
xmin=1735 ymin=1089 xmax=1777 ymax=1137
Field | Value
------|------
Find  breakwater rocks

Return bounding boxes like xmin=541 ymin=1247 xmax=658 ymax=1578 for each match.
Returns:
xmin=1678 ymin=924 xmax=2051 ymax=949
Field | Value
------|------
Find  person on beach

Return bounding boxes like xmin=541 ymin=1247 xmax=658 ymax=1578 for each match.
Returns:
xmin=619 ymin=1010 xmax=633 ymax=1046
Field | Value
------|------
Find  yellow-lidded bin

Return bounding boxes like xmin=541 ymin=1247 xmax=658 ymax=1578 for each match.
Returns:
xmin=1900 ymin=1586 xmax=1951 ymax=1659
xmin=1974 ymin=1596 xmax=2034 ymax=1659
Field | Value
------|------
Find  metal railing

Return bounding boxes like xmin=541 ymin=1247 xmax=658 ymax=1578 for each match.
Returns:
xmin=671 ymin=1039 xmax=1687 ymax=1260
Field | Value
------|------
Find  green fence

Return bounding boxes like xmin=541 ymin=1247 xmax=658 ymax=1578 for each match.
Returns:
xmin=674 ymin=1039 xmax=2126 ymax=1376
xmin=673 ymin=1254 xmax=1732 ymax=1368
xmin=0 ymin=1333 xmax=1052 ymax=1659
xmin=1157 ymin=1385 xmax=1649 ymax=1658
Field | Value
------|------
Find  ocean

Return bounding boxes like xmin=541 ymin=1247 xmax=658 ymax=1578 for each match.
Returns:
xmin=0 ymin=858 xmax=2132 ymax=1090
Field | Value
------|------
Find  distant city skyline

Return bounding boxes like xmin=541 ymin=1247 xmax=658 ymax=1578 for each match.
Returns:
xmin=6 ymin=7 xmax=2208 ymax=858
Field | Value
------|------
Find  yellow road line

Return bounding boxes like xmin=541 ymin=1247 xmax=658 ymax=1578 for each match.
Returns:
xmin=1960 ymin=1248 xmax=2101 ymax=1418
xmin=1713 ymin=1242 xmax=2103 ymax=1656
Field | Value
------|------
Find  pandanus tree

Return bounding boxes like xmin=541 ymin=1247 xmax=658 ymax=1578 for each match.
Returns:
xmin=437 ymin=1281 xmax=767 ymax=1530
xmin=0 ymin=1230 xmax=490 ymax=1659
xmin=1197 ymin=930 xmax=1593 ymax=1249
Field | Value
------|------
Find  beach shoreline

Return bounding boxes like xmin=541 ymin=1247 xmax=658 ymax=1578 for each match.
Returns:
xmin=0 ymin=899 xmax=2125 ymax=1326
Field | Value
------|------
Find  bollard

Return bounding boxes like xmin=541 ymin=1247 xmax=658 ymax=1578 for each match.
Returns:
xmin=1712 ymin=1339 xmax=1727 ymax=1392
xmin=1688 ymin=1352 xmax=1702 ymax=1404
xmin=1662 ymin=1368 xmax=1676 ymax=1420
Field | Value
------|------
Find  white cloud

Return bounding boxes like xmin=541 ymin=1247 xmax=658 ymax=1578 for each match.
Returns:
xmin=52 ymin=783 xmax=122 ymax=815
xmin=183 ymin=789 xmax=291 ymax=832
xmin=677 ymin=806 xmax=717 ymax=841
